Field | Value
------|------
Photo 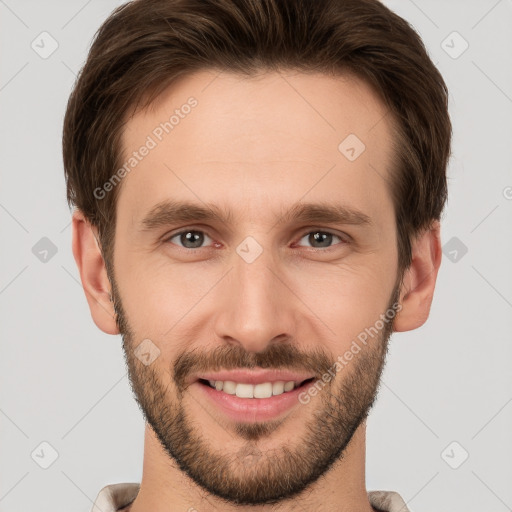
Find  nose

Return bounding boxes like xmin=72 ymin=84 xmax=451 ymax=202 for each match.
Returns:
xmin=213 ymin=241 xmax=298 ymax=354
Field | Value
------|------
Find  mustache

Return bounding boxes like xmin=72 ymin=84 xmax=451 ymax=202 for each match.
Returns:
xmin=173 ymin=342 xmax=334 ymax=392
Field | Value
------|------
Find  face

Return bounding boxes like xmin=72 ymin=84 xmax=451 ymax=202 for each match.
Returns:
xmin=109 ymin=69 xmax=401 ymax=505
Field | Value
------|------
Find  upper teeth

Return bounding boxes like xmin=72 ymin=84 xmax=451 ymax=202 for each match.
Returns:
xmin=208 ymin=380 xmax=300 ymax=398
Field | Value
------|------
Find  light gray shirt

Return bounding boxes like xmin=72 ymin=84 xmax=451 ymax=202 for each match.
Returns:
xmin=90 ymin=483 xmax=412 ymax=511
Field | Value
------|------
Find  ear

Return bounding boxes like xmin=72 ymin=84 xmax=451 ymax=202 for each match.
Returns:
xmin=394 ymin=221 xmax=442 ymax=332
xmin=71 ymin=209 xmax=120 ymax=335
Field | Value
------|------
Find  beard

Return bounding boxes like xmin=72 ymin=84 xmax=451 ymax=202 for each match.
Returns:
xmin=110 ymin=271 xmax=400 ymax=506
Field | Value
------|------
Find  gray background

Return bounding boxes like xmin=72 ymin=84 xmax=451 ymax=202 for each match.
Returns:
xmin=1 ymin=0 xmax=511 ymax=511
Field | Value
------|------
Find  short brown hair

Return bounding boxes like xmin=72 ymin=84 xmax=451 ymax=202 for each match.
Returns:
xmin=62 ymin=0 xmax=451 ymax=278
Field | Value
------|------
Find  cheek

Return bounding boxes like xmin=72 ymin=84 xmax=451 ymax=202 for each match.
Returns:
xmin=114 ymin=257 xmax=222 ymax=347
xmin=290 ymin=261 xmax=395 ymax=350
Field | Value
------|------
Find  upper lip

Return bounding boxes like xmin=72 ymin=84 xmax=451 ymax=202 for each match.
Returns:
xmin=191 ymin=368 xmax=315 ymax=385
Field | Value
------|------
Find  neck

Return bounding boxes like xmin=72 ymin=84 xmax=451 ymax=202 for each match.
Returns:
xmin=127 ymin=420 xmax=378 ymax=512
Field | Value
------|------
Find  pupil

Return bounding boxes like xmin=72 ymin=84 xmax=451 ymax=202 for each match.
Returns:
xmin=310 ymin=232 xmax=331 ymax=248
xmin=182 ymin=231 xmax=203 ymax=248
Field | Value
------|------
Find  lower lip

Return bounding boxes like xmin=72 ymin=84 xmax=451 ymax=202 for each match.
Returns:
xmin=194 ymin=380 xmax=311 ymax=422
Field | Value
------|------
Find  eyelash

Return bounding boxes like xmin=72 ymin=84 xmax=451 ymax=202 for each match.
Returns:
xmin=162 ymin=227 xmax=350 ymax=252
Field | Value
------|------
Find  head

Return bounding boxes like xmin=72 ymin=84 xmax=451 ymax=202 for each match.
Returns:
xmin=65 ymin=0 xmax=451 ymax=506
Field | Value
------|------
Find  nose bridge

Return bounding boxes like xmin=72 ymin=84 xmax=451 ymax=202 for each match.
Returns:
xmin=214 ymin=236 xmax=295 ymax=352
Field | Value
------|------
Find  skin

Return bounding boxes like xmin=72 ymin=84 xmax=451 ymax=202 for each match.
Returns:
xmin=72 ymin=69 xmax=442 ymax=512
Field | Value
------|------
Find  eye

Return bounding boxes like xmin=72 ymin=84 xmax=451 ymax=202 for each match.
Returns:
xmin=163 ymin=228 xmax=348 ymax=251
xmin=164 ymin=229 xmax=214 ymax=249
xmin=295 ymin=230 xmax=347 ymax=249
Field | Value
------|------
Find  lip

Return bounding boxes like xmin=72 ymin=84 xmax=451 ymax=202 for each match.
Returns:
xmin=190 ymin=368 xmax=315 ymax=386
xmin=193 ymin=378 xmax=313 ymax=422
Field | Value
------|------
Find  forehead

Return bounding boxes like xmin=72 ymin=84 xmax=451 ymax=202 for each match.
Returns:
xmin=118 ymin=69 xmax=396 ymax=225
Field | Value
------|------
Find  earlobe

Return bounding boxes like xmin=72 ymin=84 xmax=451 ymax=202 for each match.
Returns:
xmin=71 ymin=209 xmax=120 ymax=335
xmin=393 ymin=221 xmax=442 ymax=332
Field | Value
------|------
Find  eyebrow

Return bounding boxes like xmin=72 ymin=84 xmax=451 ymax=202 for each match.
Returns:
xmin=138 ymin=199 xmax=372 ymax=232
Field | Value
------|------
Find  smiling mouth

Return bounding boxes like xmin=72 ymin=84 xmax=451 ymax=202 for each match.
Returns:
xmin=197 ymin=377 xmax=315 ymax=399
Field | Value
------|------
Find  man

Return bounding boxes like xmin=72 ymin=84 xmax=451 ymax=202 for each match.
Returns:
xmin=63 ymin=0 xmax=451 ymax=510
